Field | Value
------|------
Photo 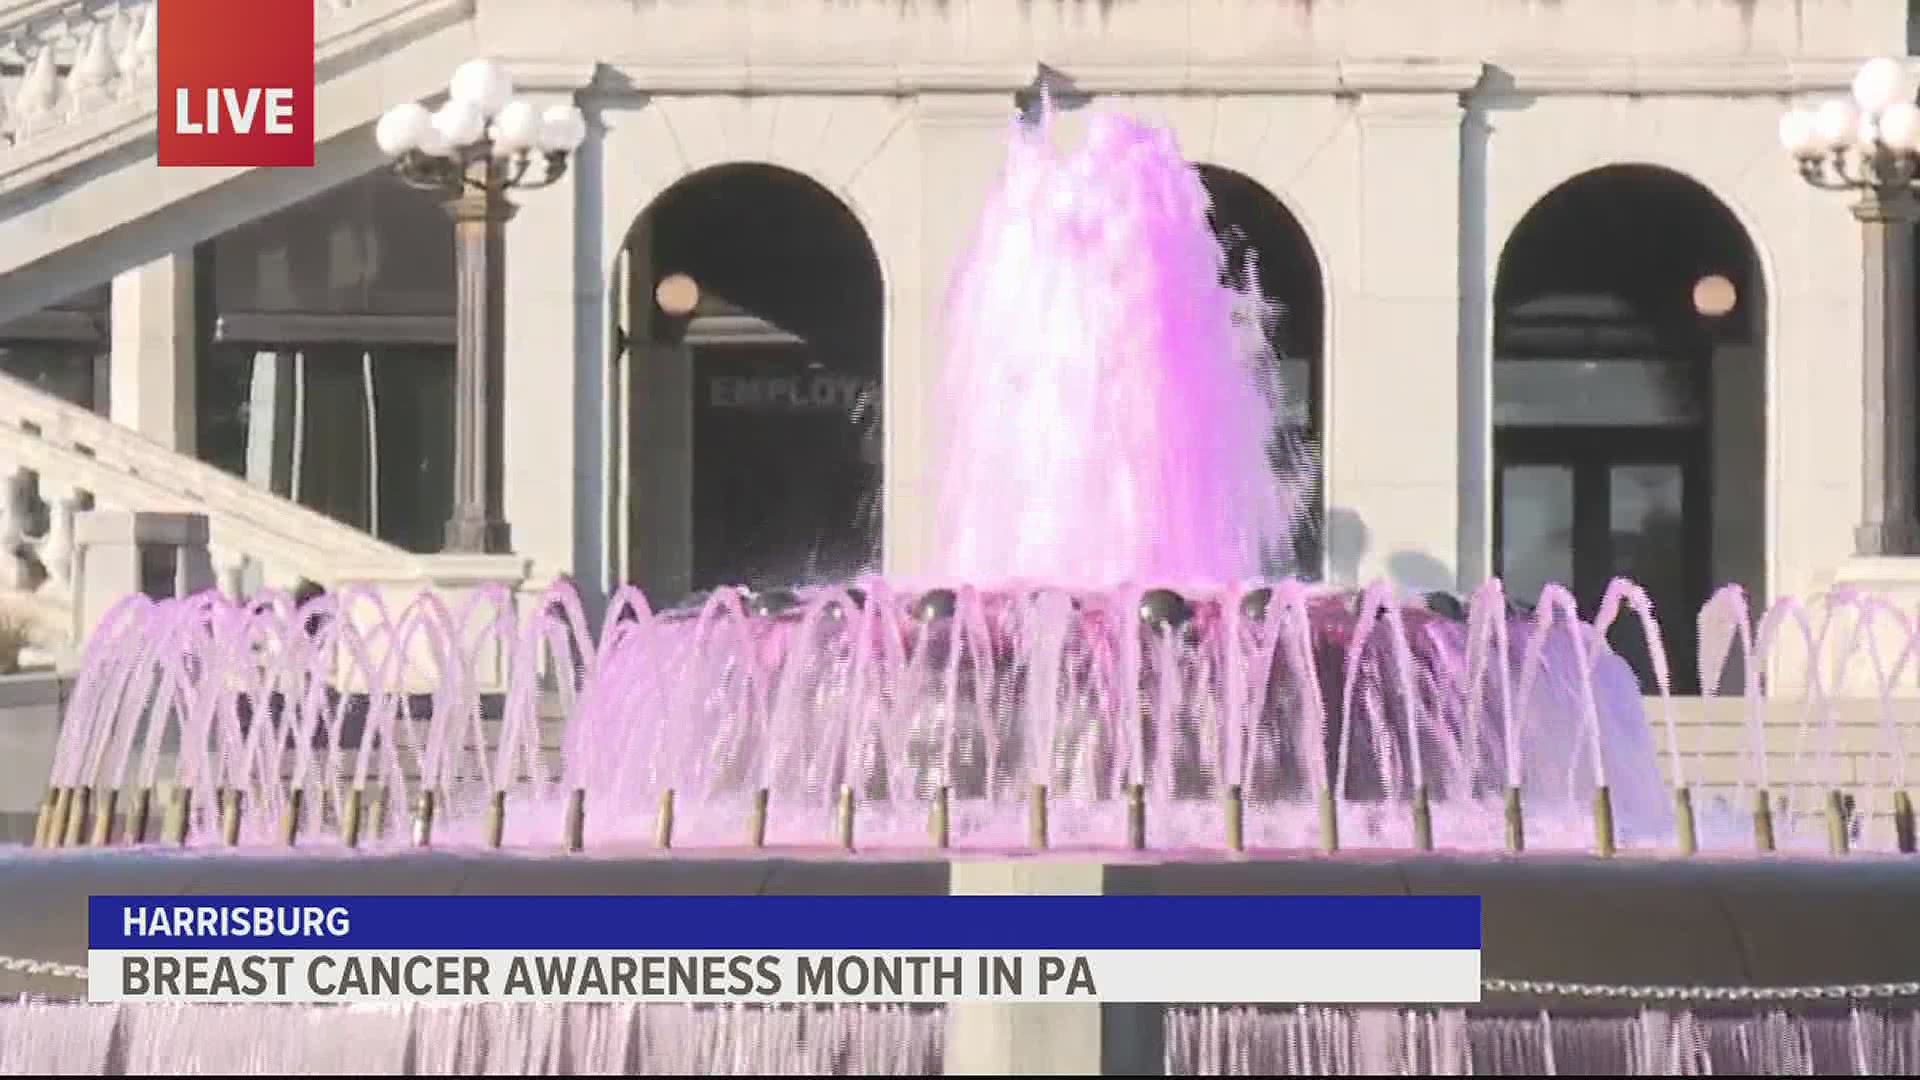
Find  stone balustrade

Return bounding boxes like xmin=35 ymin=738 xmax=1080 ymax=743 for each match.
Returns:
xmin=0 ymin=462 xmax=93 ymax=643
xmin=0 ymin=369 xmax=422 ymax=660
xmin=0 ymin=0 xmax=372 ymax=154
xmin=0 ymin=0 xmax=153 ymax=147
xmin=0 ymin=459 xmax=324 ymax=659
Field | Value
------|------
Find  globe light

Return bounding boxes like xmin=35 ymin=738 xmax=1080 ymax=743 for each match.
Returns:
xmin=1857 ymin=115 xmax=1882 ymax=153
xmin=449 ymin=57 xmax=514 ymax=117
xmin=375 ymin=102 xmax=431 ymax=156
xmin=416 ymin=124 xmax=453 ymax=158
xmin=656 ymin=273 xmax=699 ymax=316
xmin=1814 ymin=98 xmax=1860 ymax=150
xmin=1778 ymin=108 xmax=1819 ymax=158
xmin=490 ymin=100 xmax=542 ymax=154
xmin=432 ymin=99 xmax=487 ymax=149
xmin=537 ymin=105 xmax=588 ymax=153
xmin=1852 ymin=56 xmax=1906 ymax=115
xmin=1692 ymin=275 xmax=1737 ymax=318
xmin=1880 ymin=101 xmax=1920 ymax=151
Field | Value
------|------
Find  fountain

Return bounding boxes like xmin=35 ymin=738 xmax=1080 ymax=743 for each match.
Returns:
xmin=8 ymin=107 xmax=1920 ymax=1074
xmin=37 ymin=111 xmax=1680 ymax=857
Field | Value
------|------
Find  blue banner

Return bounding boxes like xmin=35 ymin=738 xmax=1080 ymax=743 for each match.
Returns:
xmin=89 ymin=895 xmax=1480 ymax=950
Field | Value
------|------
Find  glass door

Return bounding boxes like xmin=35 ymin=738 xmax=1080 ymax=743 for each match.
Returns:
xmin=202 ymin=343 xmax=454 ymax=554
xmin=690 ymin=336 xmax=880 ymax=591
xmin=1496 ymin=431 xmax=1706 ymax=694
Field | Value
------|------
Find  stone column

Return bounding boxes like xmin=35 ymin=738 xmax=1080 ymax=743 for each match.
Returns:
xmin=71 ymin=510 xmax=215 ymax=646
xmin=1851 ymin=191 xmax=1920 ymax=555
xmin=1323 ymin=92 xmax=1465 ymax=592
xmin=1455 ymin=102 xmax=1494 ymax=588
xmin=442 ymin=164 xmax=515 ymax=555
xmin=901 ymin=94 xmax=1013 ymax=579
xmin=945 ymin=862 xmax=1163 ymax=1076
xmin=108 ymin=252 xmax=196 ymax=453
xmin=502 ymin=93 xmax=599 ymax=600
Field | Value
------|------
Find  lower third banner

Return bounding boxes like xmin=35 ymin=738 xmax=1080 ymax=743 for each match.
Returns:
xmin=86 ymin=895 xmax=1483 ymax=1005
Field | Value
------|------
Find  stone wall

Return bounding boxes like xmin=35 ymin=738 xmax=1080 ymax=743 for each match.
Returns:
xmin=0 ymin=672 xmax=69 ymax=843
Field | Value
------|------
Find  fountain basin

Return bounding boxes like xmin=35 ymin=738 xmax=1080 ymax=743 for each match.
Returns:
xmin=4 ymin=848 xmax=1919 ymax=1009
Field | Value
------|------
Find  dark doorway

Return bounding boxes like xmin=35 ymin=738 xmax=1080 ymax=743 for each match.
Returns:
xmin=621 ymin=165 xmax=884 ymax=599
xmin=1493 ymin=165 xmax=1767 ymax=695
xmin=195 ymin=168 xmax=457 ymax=554
xmin=1196 ymin=165 xmax=1326 ymax=579
xmin=0 ymin=284 xmax=110 ymax=414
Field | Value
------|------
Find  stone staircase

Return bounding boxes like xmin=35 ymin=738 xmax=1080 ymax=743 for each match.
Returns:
xmin=0 ymin=0 xmax=516 ymax=666
xmin=0 ymin=368 xmax=421 ymax=662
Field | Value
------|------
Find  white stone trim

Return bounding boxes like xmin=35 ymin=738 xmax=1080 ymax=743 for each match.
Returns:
xmin=1491 ymin=57 xmax=1891 ymax=96
xmin=526 ymin=56 xmax=1882 ymax=100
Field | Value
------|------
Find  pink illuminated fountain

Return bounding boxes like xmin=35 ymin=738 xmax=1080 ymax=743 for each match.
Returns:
xmin=45 ymin=108 xmax=1706 ymax=856
xmin=932 ymin=113 xmax=1299 ymax=588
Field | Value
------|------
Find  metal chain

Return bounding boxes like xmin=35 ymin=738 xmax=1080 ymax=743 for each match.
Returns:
xmin=0 ymin=955 xmax=87 ymax=981
xmin=1484 ymin=977 xmax=1920 ymax=1004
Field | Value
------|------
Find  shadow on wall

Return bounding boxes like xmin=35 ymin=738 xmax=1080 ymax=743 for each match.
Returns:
xmin=1324 ymin=506 xmax=1455 ymax=593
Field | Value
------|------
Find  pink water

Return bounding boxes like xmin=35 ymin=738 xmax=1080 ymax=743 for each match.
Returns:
xmin=49 ymin=573 xmax=1686 ymax=854
xmin=932 ymin=111 xmax=1304 ymax=588
xmin=5 ymin=1001 xmax=1916 ymax=1074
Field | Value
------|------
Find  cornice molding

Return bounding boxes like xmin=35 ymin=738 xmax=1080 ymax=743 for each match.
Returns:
xmin=505 ymin=58 xmax=603 ymax=95
xmin=1490 ymin=57 xmax=1876 ymax=97
xmin=563 ymin=54 xmax=1872 ymax=101
xmin=577 ymin=57 xmax=1486 ymax=97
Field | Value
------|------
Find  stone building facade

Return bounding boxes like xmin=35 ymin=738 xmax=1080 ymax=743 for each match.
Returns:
xmin=0 ymin=0 xmax=1910 ymax=692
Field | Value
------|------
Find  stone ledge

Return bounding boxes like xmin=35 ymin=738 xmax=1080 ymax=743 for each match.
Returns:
xmin=1 ymin=850 xmax=1917 ymax=1008
xmin=0 ymin=670 xmax=67 ymax=709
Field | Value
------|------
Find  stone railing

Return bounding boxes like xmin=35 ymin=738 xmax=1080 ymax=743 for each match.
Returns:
xmin=0 ymin=0 xmax=155 ymax=149
xmin=0 ymin=0 xmax=437 ymax=162
xmin=0 ymin=460 xmax=92 ymax=658
xmin=0 ymin=371 xmax=413 ymax=654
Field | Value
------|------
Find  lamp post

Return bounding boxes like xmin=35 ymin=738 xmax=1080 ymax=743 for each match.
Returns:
xmin=374 ymin=59 xmax=587 ymax=554
xmin=1781 ymin=57 xmax=1920 ymax=557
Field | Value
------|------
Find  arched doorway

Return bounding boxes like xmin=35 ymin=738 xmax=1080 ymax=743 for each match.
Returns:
xmin=616 ymin=164 xmax=884 ymax=602
xmin=1195 ymin=165 xmax=1326 ymax=578
xmin=1493 ymin=165 xmax=1767 ymax=694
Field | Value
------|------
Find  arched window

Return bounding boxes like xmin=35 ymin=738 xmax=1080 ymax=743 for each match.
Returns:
xmin=617 ymin=164 xmax=884 ymax=601
xmin=1196 ymin=165 xmax=1326 ymax=578
xmin=1494 ymin=165 xmax=1766 ymax=694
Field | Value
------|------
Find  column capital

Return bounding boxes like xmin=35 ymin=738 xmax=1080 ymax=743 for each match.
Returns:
xmin=1354 ymin=90 xmax=1467 ymax=126
xmin=914 ymin=93 xmax=1019 ymax=130
xmin=1340 ymin=59 xmax=1485 ymax=97
xmin=502 ymin=59 xmax=598 ymax=96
